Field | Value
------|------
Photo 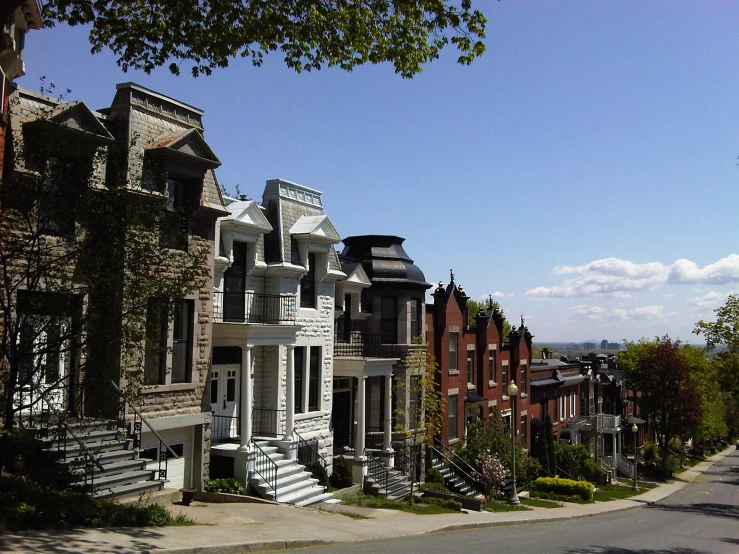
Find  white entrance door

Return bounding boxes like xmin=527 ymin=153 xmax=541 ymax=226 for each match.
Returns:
xmin=14 ymin=316 xmax=71 ymax=415
xmin=211 ymin=363 xmax=240 ymax=441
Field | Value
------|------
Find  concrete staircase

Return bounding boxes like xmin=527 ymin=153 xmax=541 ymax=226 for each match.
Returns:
xmin=249 ymin=441 xmax=333 ymax=507
xmin=363 ymin=466 xmax=415 ymax=501
xmin=45 ymin=420 xmax=164 ymax=500
xmin=430 ymin=451 xmax=479 ymax=497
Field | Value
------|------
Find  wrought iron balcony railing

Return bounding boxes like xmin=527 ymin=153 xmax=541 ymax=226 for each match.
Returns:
xmin=213 ymin=291 xmax=296 ymax=324
xmin=334 ymin=331 xmax=422 ymax=358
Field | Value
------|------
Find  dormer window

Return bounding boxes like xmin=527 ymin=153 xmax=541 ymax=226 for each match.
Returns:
xmin=161 ymin=178 xmax=190 ymax=250
xmin=300 ymin=252 xmax=316 ymax=308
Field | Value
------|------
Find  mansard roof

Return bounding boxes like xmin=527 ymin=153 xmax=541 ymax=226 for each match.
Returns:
xmin=221 ymin=198 xmax=273 ymax=234
xmin=290 ymin=214 xmax=341 ymax=245
xmin=340 ymin=235 xmax=430 ymax=289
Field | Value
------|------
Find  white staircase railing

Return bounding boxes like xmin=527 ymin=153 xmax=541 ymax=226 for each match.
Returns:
xmin=616 ymin=453 xmax=634 ymax=478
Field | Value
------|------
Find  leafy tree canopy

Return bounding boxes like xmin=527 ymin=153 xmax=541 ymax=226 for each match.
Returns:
xmin=467 ymin=298 xmax=512 ymax=337
xmin=37 ymin=0 xmax=487 ymax=77
xmin=694 ymin=294 xmax=739 ymax=352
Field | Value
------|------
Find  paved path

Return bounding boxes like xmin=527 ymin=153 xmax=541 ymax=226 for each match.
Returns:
xmin=0 ymin=447 xmax=733 ymax=553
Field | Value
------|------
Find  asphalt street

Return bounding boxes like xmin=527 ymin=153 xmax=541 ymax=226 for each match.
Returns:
xmin=288 ymin=450 xmax=739 ymax=554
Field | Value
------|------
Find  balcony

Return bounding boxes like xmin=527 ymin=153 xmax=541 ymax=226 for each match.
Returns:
xmin=213 ymin=291 xmax=297 ymax=324
xmin=334 ymin=331 xmax=418 ymax=359
xmin=582 ymin=413 xmax=622 ymax=433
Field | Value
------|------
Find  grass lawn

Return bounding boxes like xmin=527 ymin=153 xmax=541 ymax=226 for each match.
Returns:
xmin=485 ymin=499 xmax=531 ymax=512
xmin=592 ymin=482 xmax=657 ymax=502
xmin=520 ymin=497 xmax=562 ymax=508
xmin=339 ymin=492 xmax=460 ymax=515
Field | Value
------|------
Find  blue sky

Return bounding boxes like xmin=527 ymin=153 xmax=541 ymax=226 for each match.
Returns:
xmin=21 ymin=1 xmax=739 ymax=343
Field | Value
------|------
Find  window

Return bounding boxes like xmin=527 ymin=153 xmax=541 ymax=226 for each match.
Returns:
xmin=39 ymin=158 xmax=75 ymax=236
xmin=295 ymin=345 xmax=321 ymax=413
xmin=300 ymin=253 xmax=316 ymax=308
xmin=161 ymin=178 xmax=189 ymax=250
xmin=308 ymin=346 xmax=321 ymax=412
xmin=381 ymin=297 xmax=397 ymax=344
xmin=410 ymin=299 xmax=421 ymax=340
xmin=580 ymin=392 xmax=587 ymax=416
xmin=144 ymin=298 xmax=168 ymax=385
xmin=448 ymin=394 xmax=458 ymax=440
xmin=488 ymin=349 xmax=497 ymax=383
xmin=409 ymin=375 xmax=421 ymax=429
xmin=223 ymin=242 xmax=247 ymax=321
xmin=294 ymin=347 xmax=304 ymax=413
xmin=519 ymin=363 xmax=526 ymax=394
xmin=501 ymin=363 xmax=508 ymax=389
xmin=171 ymin=300 xmax=194 ymax=383
xmin=571 ymin=392 xmax=576 ymax=418
xmin=467 ymin=349 xmax=475 ymax=386
xmin=520 ymin=415 xmax=527 ymax=444
xmin=449 ymin=332 xmax=458 ymax=372
xmin=559 ymin=395 xmax=566 ymax=420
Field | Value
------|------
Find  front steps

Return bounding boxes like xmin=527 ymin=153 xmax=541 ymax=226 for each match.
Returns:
xmin=44 ymin=420 xmax=164 ymax=500
xmin=248 ymin=441 xmax=333 ymax=507
xmin=431 ymin=453 xmax=479 ymax=497
xmin=364 ymin=466 xmax=416 ymax=501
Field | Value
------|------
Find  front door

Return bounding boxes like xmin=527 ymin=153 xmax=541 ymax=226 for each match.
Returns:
xmin=223 ymin=242 xmax=246 ymax=321
xmin=332 ymin=390 xmax=352 ymax=453
xmin=211 ymin=363 xmax=240 ymax=441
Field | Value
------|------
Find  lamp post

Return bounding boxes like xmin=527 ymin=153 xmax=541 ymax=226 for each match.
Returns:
xmin=631 ymin=423 xmax=639 ymax=491
xmin=508 ymin=380 xmax=520 ymax=505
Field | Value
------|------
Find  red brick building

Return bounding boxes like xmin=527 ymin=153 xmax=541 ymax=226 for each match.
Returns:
xmin=426 ymin=275 xmax=533 ymax=451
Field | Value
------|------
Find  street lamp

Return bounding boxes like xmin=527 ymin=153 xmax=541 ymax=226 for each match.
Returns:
xmin=507 ymin=380 xmax=520 ymax=505
xmin=631 ymin=423 xmax=639 ymax=491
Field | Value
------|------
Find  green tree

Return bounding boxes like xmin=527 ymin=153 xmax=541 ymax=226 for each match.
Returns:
xmin=694 ymin=295 xmax=739 ymax=404
xmin=30 ymin=1 xmax=487 ymax=78
xmin=620 ymin=337 xmax=703 ymax=471
xmin=681 ymin=345 xmax=728 ymax=447
xmin=542 ymin=414 xmax=556 ymax=476
xmin=466 ymin=298 xmax=512 ymax=338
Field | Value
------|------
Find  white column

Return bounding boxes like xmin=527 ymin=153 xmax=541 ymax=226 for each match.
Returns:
xmin=284 ymin=345 xmax=295 ymax=440
xmin=382 ymin=373 xmax=393 ymax=452
xmin=612 ymin=433 xmax=617 ymax=463
xmin=355 ymin=376 xmax=366 ymax=460
xmin=238 ymin=346 xmax=253 ymax=450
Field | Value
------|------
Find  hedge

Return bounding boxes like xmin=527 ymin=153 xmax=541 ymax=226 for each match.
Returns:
xmin=533 ymin=477 xmax=594 ymax=501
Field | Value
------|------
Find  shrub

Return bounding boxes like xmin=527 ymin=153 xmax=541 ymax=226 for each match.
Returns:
xmin=144 ymin=504 xmax=173 ymax=526
xmin=642 ymin=441 xmax=657 ymax=462
xmin=582 ymin=459 xmax=603 ymax=483
xmin=309 ymin=461 xmax=330 ymax=488
xmin=418 ymin=496 xmax=462 ymax=511
xmin=420 ymin=482 xmax=447 ymax=492
xmin=425 ymin=467 xmax=446 ymax=486
xmin=477 ymin=450 xmax=507 ymax=498
xmin=204 ymin=478 xmax=243 ymax=495
xmin=554 ymin=443 xmax=591 ymax=480
xmin=329 ymin=455 xmax=353 ymax=489
xmin=533 ymin=477 xmax=594 ymax=501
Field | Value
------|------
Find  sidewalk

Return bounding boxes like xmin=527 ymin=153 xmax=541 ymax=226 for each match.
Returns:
xmin=1 ymin=447 xmax=734 ymax=553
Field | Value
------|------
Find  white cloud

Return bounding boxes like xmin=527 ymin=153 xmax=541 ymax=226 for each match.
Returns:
xmin=492 ymin=291 xmax=506 ymax=298
xmin=570 ymin=304 xmax=671 ymax=322
xmin=689 ymin=291 xmax=724 ymax=308
xmin=668 ymin=255 xmax=739 ymax=285
xmin=525 ymin=255 xmax=739 ymax=299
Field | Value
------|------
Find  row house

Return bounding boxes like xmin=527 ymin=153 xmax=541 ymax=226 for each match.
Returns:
xmin=207 ymin=179 xmax=342 ymax=505
xmin=426 ymin=276 xmax=533 ymax=451
xmin=333 ymin=235 xmax=431 ymax=483
xmin=5 ymin=81 xmax=226 ymax=495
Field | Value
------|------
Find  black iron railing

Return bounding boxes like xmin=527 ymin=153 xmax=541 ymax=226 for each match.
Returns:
xmin=333 ymin=331 xmax=410 ymax=358
xmin=294 ymin=429 xmax=328 ymax=477
xmin=213 ymin=291 xmax=297 ymax=324
xmin=212 ymin=414 xmax=240 ymax=442
xmin=433 ymin=438 xmax=483 ymax=492
xmin=253 ymin=408 xmax=285 ymax=438
xmin=394 ymin=447 xmax=420 ymax=482
xmin=111 ymin=381 xmax=178 ymax=481
xmin=252 ymin=439 xmax=278 ymax=497
xmin=365 ymin=449 xmax=390 ymax=497
xmin=336 ymin=425 xmax=386 ymax=453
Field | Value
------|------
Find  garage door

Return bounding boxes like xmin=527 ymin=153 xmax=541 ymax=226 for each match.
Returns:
xmin=141 ymin=426 xmax=194 ymax=490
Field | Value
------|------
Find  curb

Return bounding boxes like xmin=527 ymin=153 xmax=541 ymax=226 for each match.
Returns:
xmin=152 ymin=446 xmax=735 ymax=554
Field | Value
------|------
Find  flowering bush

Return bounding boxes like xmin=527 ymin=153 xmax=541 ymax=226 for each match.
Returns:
xmin=477 ymin=450 xmax=508 ymax=498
